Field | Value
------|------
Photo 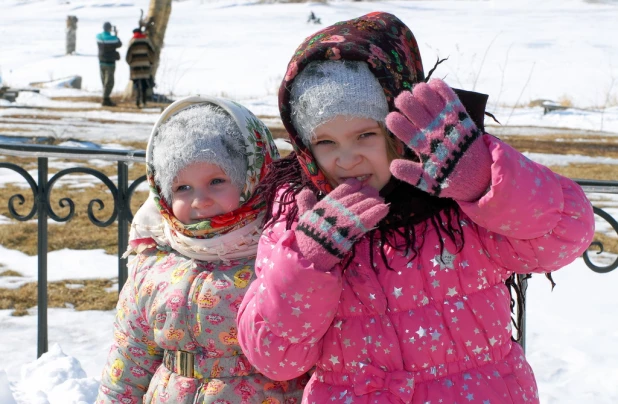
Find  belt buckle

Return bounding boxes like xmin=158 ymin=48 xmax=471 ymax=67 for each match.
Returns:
xmin=175 ymin=350 xmax=195 ymax=378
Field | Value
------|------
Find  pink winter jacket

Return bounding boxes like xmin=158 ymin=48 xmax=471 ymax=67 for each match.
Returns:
xmin=237 ymin=137 xmax=595 ymax=404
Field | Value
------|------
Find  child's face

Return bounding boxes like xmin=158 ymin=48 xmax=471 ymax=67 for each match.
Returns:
xmin=171 ymin=162 xmax=241 ymax=224
xmin=311 ymin=116 xmax=392 ymax=191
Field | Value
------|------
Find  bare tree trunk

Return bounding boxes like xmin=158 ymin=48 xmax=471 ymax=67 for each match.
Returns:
xmin=123 ymin=0 xmax=172 ymax=101
xmin=146 ymin=0 xmax=172 ymax=79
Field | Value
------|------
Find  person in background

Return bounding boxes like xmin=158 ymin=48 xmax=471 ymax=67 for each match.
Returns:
xmin=96 ymin=22 xmax=122 ymax=107
xmin=237 ymin=11 xmax=595 ymax=404
xmin=126 ymin=27 xmax=155 ymax=108
xmin=97 ymin=96 xmax=308 ymax=403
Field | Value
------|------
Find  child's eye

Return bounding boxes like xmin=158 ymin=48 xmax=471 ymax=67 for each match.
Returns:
xmin=314 ymin=139 xmax=335 ymax=146
xmin=359 ymin=131 xmax=377 ymax=139
xmin=174 ymin=185 xmax=191 ymax=193
xmin=211 ymin=178 xmax=226 ymax=185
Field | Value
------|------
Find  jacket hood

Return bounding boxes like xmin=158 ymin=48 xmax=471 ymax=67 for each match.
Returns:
xmin=145 ymin=96 xmax=279 ymax=240
xmin=279 ymin=12 xmax=424 ymax=193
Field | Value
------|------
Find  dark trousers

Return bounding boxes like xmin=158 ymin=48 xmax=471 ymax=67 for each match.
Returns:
xmin=133 ymin=78 xmax=149 ymax=106
xmin=99 ymin=64 xmax=115 ymax=99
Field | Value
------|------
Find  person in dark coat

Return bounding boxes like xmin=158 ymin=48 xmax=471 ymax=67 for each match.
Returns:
xmin=96 ymin=22 xmax=122 ymax=107
xmin=126 ymin=28 xmax=155 ymax=108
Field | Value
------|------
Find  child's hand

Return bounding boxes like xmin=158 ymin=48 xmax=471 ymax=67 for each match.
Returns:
xmin=386 ymin=79 xmax=492 ymax=201
xmin=294 ymin=179 xmax=389 ymax=271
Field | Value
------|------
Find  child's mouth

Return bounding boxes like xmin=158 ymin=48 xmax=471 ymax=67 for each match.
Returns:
xmin=341 ymin=174 xmax=371 ymax=185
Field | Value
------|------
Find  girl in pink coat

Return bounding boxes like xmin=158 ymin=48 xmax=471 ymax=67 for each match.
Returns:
xmin=237 ymin=12 xmax=595 ymax=404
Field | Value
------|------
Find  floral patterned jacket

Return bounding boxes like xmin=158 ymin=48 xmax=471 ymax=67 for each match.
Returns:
xmin=97 ymin=96 xmax=308 ymax=403
xmin=97 ymin=247 xmax=308 ymax=403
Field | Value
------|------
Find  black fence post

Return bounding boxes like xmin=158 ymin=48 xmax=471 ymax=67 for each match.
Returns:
xmin=37 ymin=157 xmax=48 ymax=358
xmin=117 ymin=161 xmax=129 ymax=293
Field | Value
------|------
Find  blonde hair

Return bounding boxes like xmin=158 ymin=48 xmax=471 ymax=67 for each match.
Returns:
xmin=380 ymin=122 xmax=402 ymax=163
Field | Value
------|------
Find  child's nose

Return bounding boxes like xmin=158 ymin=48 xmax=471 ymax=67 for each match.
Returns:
xmin=192 ymin=192 xmax=214 ymax=208
xmin=337 ymin=149 xmax=362 ymax=169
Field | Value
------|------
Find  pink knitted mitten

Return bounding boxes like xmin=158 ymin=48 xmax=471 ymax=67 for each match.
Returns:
xmin=386 ymin=79 xmax=493 ymax=202
xmin=295 ymin=179 xmax=389 ymax=271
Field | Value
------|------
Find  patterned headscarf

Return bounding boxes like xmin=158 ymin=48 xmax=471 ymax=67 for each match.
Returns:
xmin=279 ymin=12 xmax=425 ymax=194
xmin=146 ymin=96 xmax=279 ymax=239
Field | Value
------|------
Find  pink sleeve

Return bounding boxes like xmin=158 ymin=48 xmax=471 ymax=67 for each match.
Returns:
xmin=459 ymin=135 xmax=595 ymax=274
xmin=237 ymin=220 xmax=343 ymax=381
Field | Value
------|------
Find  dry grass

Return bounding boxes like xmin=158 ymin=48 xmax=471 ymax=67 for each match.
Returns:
xmin=0 ymin=114 xmax=64 ymax=122
xmin=0 ymin=278 xmax=118 ymax=316
xmin=558 ymin=95 xmax=574 ymax=108
xmin=545 ymin=163 xmax=617 ymax=181
xmin=499 ymin=134 xmax=618 ymax=159
xmin=113 ymin=140 xmax=147 ymax=151
xmin=0 ymin=269 xmax=22 ymax=277
xmin=590 ymin=232 xmax=618 ymax=255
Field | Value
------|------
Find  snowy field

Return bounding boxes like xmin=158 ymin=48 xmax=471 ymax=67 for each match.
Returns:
xmin=1 ymin=0 xmax=618 ymax=403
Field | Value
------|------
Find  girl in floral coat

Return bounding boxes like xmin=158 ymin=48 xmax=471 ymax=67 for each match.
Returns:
xmin=97 ymin=97 xmax=308 ymax=403
xmin=237 ymin=12 xmax=595 ymax=404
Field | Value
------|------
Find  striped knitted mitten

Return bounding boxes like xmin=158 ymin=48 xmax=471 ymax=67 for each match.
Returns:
xmin=294 ymin=179 xmax=389 ymax=271
xmin=386 ymin=79 xmax=492 ymax=202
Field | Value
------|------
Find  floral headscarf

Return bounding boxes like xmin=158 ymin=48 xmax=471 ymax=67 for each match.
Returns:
xmin=146 ymin=96 xmax=279 ymax=239
xmin=279 ymin=12 xmax=425 ymax=194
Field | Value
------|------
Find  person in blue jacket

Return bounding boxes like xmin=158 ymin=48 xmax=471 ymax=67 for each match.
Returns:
xmin=96 ymin=22 xmax=122 ymax=107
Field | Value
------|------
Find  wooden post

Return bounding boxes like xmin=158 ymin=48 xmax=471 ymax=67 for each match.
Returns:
xmin=66 ymin=16 xmax=78 ymax=55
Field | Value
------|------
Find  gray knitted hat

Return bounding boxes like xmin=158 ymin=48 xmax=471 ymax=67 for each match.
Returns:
xmin=152 ymin=103 xmax=247 ymax=204
xmin=289 ymin=60 xmax=389 ymax=146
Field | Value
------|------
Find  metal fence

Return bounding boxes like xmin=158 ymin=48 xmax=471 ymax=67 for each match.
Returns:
xmin=0 ymin=142 xmax=147 ymax=357
xmin=0 ymin=142 xmax=616 ymax=358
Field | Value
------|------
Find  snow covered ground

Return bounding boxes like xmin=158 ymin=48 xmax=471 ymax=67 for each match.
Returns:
xmin=1 ymin=0 xmax=618 ymax=403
